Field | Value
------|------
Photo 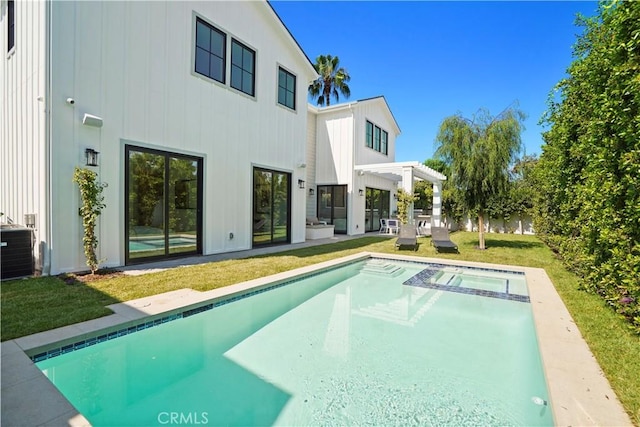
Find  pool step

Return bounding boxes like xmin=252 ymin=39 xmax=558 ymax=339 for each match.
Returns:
xmin=354 ymin=289 xmax=443 ymax=326
xmin=360 ymin=260 xmax=405 ymax=277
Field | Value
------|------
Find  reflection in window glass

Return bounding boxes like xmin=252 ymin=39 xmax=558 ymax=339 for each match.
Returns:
xmin=231 ymin=39 xmax=255 ymax=96
xmin=194 ymin=18 xmax=225 ymax=83
xmin=278 ymin=67 xmax=296 ymax=110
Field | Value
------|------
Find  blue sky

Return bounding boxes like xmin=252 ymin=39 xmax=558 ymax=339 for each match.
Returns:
xmin=270 ymin=1 xmax=599 ymax=162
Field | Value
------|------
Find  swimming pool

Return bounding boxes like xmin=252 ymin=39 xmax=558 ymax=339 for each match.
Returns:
xmin=35 ymin=257 xmax=552 ymax=426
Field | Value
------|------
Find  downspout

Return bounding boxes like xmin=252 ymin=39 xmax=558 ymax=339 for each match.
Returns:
xmin=348 ymin=103 xmax=355 ymax=235
xmin=42 ymin=0 xmax=52 ymax=275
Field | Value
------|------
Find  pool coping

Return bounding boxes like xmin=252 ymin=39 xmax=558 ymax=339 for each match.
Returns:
xmin=0 ymin=252 xmax=632 ymax=426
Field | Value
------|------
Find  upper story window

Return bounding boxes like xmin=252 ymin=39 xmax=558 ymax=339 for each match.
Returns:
xmin=381 ymin=129 xmax=388 ymax=155
xmin=365 ymin=120 xmax=388 ymax=155
xmin=8 ymin=0 xmax=15 ymax=52
xmin=366 ymin=121 xmax=373 ymax=148
xmin=230 ymin=39 xmax=255 ymax=96
xmin=195 ymin=18 xmax=226 ymax=83
xmin=278 ymin=67 xmax=296 ymax=110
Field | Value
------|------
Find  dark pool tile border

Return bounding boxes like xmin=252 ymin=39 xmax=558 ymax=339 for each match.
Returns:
xmin=405 ymin=278 xmax=530 ymax=303
xmin=31 ymin=256 xmax=527 ymax=363
xmin=372 ymin=256 xmax=525 ymax=276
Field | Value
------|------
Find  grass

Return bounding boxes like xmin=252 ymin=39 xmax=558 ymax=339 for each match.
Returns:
xmin=1 ymin=232 xmax=638 ymax=424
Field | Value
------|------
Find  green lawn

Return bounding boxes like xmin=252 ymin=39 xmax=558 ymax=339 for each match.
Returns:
xmin=1 ymin=232 xmax=638 ymax=424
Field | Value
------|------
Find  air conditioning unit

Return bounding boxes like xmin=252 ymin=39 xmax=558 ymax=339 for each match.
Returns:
xmin=1 ymin=224 xmax=34 ymax=279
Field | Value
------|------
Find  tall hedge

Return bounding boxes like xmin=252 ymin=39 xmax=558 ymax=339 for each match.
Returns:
xmin=534 ymin=1 xmax=640 ymax=332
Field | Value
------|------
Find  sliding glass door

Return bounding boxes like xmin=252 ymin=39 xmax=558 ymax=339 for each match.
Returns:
xmin=317 ymin=185 xmax=348 ymax=234
xmin=365 ymin=187 xmax=391 ymax=232
xmin=253 ymin=168 xmax=291 ymax=246
xmin=125 ymin=146 xmax=202 ymax=263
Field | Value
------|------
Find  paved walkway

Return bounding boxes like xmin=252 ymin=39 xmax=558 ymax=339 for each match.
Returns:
xmin=119 ymin=232 xmax=394 ymax=275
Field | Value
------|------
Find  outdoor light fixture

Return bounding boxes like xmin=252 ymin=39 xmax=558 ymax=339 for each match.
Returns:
xmin=309 ymin=188 xmax=315 ymax=196
xmin=393 ymin=193 xmax=398 ymax=200
xmin=358 ymin=189 xmax=364 ymax=196
xmin=298 ymin=179 xmax=305 ymax=189
xmin=24 ymin=213 xmax=36 ymax=228
xmin=85 ymin=148 xmax=99 ymax=167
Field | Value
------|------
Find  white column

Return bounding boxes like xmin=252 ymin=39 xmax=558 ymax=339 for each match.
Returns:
xmin=401 ymin=166 xmax=414 ymax=223
xmin=432 ymin=181 xmax=442 ymax=227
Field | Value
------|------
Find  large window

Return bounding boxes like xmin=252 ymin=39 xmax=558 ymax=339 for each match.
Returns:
xmin=365 ymin=188 xmax=391 ymax=232
xmin=253 ymin=168 xmax=291 ymax=246
xmin=317 ymin=185 xmax=348 ymax=234
xmin=125 ymin=146 xmax=203 ymax=264
xmin=365 ymin=120 xmax=388 ymax=155
xmin=8 ymin=0 xmax=15 ymax=52
xmin=278 ymin=67 xmax=296 ymax=110
xmin=194 ymin=18 xmax=226 ymax=83
xmin=231 ymin=39 xmax=255 ymax=96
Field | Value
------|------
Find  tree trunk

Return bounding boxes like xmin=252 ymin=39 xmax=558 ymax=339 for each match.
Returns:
xmin=478 ymin=212 xmax=486 ymax=250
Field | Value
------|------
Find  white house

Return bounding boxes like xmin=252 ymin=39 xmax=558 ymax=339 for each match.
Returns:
xmin=306 ymin=97 xmax=446 ymax=235
xmin=1 ymin=0 xmax=318 ymax=275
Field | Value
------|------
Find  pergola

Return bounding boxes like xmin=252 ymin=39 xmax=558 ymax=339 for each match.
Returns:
xmin=354 ymin=161 xmax=447 ymax=226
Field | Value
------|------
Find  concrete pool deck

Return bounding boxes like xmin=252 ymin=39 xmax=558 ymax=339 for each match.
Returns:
xmin=1 ymin=249 xmax=633 ymax=426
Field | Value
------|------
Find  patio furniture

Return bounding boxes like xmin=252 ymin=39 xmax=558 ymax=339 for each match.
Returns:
xmin=416 ymin=220 xmax=431 ymax=237
xmin=305 ymin=217 xmax=333 ymax=240
xmin=431 ymin=226 xmax=458 ymax=253
xmin=386 ymin=219 xmax=400 ymax=234
xmin=395 ymin=224 xmax=418 ymax=251
xmin=379 ymin=218 xmax=388 ymax=234
xmin=306 ymin=217 xmax=328 ymax=226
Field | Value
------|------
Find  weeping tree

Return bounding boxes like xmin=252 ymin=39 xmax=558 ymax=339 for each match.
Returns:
xmin=308 ymin=54 xmax=351 ymax=106
xmin=435 ymin=107 xmax=525 ymax=249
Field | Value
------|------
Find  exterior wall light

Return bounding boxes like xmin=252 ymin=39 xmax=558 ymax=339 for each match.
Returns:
xmin=298 ymin=179 xmax=305 ymax=189
xmin=24 ymin=213 xmax=36 ymax=228
xmin=309 ymin=188 xmax=315 ymax=196
xmin=358 ymin=189 xmax=364 ymax=196
xmin=85 ymin=148 xmax=99 ymax=167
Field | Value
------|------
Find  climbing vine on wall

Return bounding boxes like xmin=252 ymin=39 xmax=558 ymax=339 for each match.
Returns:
xmin=73 ymin=167 xmax=106 ymax=274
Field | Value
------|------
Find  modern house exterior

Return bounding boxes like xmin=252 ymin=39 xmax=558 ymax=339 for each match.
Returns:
xmin=1 ymin=0 xmax=318 ymax=275
xmin=306 ymin=97 xmax=446 ymax=236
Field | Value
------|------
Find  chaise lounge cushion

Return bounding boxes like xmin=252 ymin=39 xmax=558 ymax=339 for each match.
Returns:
xmin=306 ymin=217 xmax=327 ymax=226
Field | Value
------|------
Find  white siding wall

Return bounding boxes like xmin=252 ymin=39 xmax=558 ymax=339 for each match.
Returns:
xmin=47 ymin=1 xmax=314 ymax=273
xmin=315 ymin=107 xmax=354 ymax=185
xmin=0 ymin=0 xmax=48 ymax=271
xmin=353 ymin=99 xmax=398 ymax=165
xmin=312 ymin=99 xmax=403 ymax=235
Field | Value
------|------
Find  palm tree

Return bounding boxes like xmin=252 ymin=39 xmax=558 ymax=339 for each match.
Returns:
xmin=435 ymin=106 xmax=525 ymax=249
xmin=308 ymin=54 xmax=351 ymax=106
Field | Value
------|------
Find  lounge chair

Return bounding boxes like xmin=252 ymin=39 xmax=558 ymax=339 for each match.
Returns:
xmin=395 ymin=224 xmax=418 ymax=251
xmin=431 ymin=226 xmax=458 ymax=253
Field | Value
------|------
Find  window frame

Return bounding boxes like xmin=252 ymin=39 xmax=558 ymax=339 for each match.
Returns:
xmin=277 ymin=66 xmax=297 ymax=111
xmin=381 ymin=130 xmax=388 ymax=155
xmin=194 ymin=17 xmax=226 ymax=84
xmin=230 ymin=38 xmax=256 ymax=97
xmin=365 ymin=121 xmax=374 ymax=148
xmin=365 ymin=119 xmax=389 ymax=156
xmin=7 ymin=0 xmax=15 ymax=53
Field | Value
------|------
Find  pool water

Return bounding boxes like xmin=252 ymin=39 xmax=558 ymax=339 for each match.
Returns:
xmin=36 ymin=259 xmax=552 ymax=426
xmin=129 ymin=236 xmax=196 ymax=252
